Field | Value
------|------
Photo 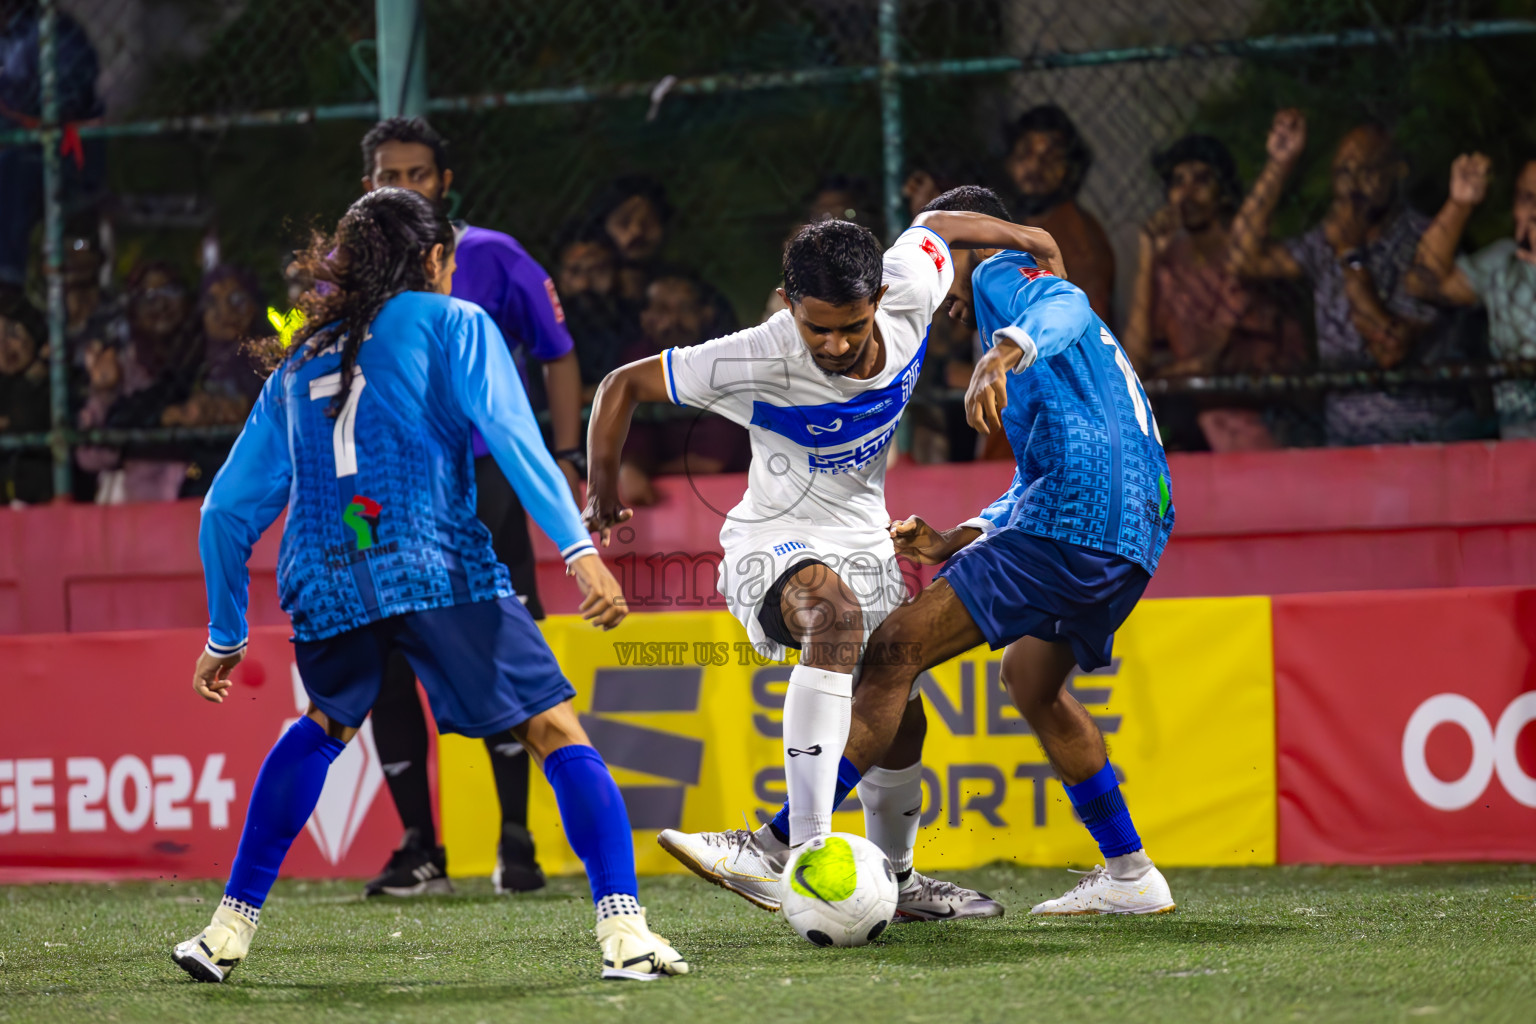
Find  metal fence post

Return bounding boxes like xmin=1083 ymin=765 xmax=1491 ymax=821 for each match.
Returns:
xmin=38 ymin=0 xmax=70 ymax=500
xmin=377 ymin=0 xmax=427 ymax=119
xmin=878 ymin=0 xmax=904 ymax=243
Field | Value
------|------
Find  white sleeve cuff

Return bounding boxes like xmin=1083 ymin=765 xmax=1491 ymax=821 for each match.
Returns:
xmin=993 ymin=325 xmax=1039 ymax=372
xmin=205 ymin=637 xmax=248 ymax=658
xmin=958 ymin=517 xmax=996 ymax=536
xmin=561 ymin=539 xmax=597 ymax=566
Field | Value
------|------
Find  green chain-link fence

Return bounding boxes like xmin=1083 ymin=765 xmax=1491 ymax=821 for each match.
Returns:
xmin=3 ymin=0 xmax=1534 ymax=495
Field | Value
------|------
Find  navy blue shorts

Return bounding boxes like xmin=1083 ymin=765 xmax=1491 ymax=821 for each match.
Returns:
xmin=937 ymin=528 xmax=1150 ymax=671
xmin=292 ymin=596 xmax=576 ymax=737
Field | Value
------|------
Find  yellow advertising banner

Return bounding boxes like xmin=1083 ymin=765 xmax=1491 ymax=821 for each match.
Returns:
xmin=440 ymin=596 xmax=1276 ymax=877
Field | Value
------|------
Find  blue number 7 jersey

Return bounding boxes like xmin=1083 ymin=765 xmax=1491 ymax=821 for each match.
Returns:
xmin=198 ymin=291 xmax=593 ymax=651
xmin=965 ymin=252 xmax=1173 ymax=575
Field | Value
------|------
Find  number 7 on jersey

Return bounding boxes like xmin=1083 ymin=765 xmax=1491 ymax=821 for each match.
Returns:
xmin=308 ymin=370 xmax=367 ymax=478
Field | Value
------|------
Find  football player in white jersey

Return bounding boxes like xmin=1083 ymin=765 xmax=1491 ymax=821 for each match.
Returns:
xmin=584 ymin=206 xmax=1064 ymax=920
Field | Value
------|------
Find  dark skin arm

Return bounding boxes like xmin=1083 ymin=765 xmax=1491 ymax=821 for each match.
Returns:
xmin=911 ymin=210 xmax=1068 ymax=280
xmin=583 ymin=355 xmax=670 ymax=544
xmin=542 ymin=350 xmax=584 ymax=498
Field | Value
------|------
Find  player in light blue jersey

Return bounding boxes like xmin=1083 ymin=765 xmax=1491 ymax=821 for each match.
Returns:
xmin=817 ymin=187 xmax=1178 ymax=916
xmin=173 ymin=188 xmax=689 ymax=984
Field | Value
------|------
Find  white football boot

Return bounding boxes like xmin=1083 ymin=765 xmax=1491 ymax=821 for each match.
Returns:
xmin=1029 ymin=864 xmax=1176 ymax=916
xmin=656 ymin=825 xmax=789 ymax=912
xmin=172 ymin=900 xmax=258 ymax=982
xmin=596 ymin=910 xmax=690 ymax=981
xmin=895 ymin=871 xmax=1006 ymax=921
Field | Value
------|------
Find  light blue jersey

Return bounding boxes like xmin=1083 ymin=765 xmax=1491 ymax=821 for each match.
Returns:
xmin=199 ymin=291 xmax=594 ymax=651
xmin=963 ymin=252 xmax=1173 ymax=575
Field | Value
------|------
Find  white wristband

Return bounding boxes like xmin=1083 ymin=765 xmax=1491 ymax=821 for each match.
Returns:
xmin=205 ymin=637 xmax=247 ymax=659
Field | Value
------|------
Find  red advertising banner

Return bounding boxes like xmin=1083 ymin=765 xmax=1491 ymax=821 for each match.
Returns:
xmin=1274 ymin=586 xmax=1536 ymax=863
xmin=0 ymin=627 xmax=411 ymax=882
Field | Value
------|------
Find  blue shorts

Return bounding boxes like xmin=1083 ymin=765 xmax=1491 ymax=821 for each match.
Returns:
xmin=937 ymin=528 xmax=1150 ymax=671
xmin=292 ymin=596 xmax=576 ymax=737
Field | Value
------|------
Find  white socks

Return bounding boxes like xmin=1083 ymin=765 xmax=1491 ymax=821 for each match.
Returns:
xmin=783 ymin=664 xmax=853 ymax=845
xmin=860 ymin=761 xmax=923 ymax=878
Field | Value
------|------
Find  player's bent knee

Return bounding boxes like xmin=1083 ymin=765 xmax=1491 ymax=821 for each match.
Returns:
xmin=304 ymin=705 xmax=359 ymax=743
xmin=515 ymin=700 xmax=590 ymax=762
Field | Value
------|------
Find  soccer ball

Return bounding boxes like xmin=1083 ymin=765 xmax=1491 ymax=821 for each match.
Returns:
xmin=779 ymin=832 xmax=897 ymax=947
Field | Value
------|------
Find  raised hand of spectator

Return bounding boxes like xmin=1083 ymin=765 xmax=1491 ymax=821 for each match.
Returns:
xmin=1266 ymin=109 xmax=1307 ymax=167
xmin=1140 ymin=204 xmax=1181 ymax=257
xmin=1449 ymin=153 xmax=1492 ymax=208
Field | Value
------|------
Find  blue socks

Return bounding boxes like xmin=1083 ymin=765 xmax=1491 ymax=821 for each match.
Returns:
xmin=225 ymin=716 xmax=346 ymax=907
xmin=769 ymin=756 xmax=863 ymax=843
xmin=543 ymin=744 xmax=637 ymax=901
xmin=1064 ymin=761 xmax=1142 ymax=859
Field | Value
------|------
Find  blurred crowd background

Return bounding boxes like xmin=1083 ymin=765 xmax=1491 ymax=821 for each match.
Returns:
xmin=1 ymin=0 xmax=1533 ymax=506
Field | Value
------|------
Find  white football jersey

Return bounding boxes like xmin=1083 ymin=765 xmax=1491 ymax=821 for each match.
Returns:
xmin=662 ymin=226 xmax=954 ymax=532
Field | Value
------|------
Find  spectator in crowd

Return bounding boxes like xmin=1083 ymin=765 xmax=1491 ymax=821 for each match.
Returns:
xmin=1410 ymin=154 xmax=1536 ymax=439
xmin=0 ymin=0 xmax=104 ymax=301
xmin=0 ymin=291 xmax=49 ymax=503
xmin=764 ymin=173 xmax=880 ymax=321
xmin=1228 ymin=110 xmax=1485 ymax=446
xmin=1003 ymin=104 xmax=1116 ymax=322
xmin=63 ymin=235 xmax=123 ymax=363
xmin=165 ymin=265 xmax=268 ymax=496
xmin=590 ymin=175 xmax=672 ymax=304
xmin=1123 ymin=134 xmax=1308 ymax=451
xmin=554 ymin=219 xmax=639 ymax=401
xmin=73 ymin=331 xmax=122 ymax=498
xmin=92 ymin=261 xmax=200 ymax=502
xmin=619 ymin=269 xmax=748 ymax=506
xmin=902 ymin=155 xmax=966 ymax=218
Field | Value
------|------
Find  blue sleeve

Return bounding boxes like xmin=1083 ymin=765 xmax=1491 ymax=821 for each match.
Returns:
xmin=960 ymin=467 xmax=1025 ymax=535
xmin=198 ymin=371 xmax=292 ymax=654
xmin=446 ymin=305 xmax=594 ymax=563
xmin=992 ymin=279 xmax=1095 ymax=368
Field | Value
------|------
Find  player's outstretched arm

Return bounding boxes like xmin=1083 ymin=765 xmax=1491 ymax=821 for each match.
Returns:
xmin=195 ymin=372 xmax=292 ymax=703
xmin=584 ymin=356 xmax=671 ymax=544
xmin=448 ymin=306 xmax=598 ymax=569
xmin=913 ymin=210 xmax=1068 ymax=280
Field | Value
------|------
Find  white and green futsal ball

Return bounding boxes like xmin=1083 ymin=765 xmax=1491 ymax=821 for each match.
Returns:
xmin=780 ymin=832 xmax=897 ymax=947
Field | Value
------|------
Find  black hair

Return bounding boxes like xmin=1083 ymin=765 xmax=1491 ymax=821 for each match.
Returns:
xmin=1152 ymin=134 xmax=1242 ymax=212
xmin=1005 ymin=104 xmax=1092 ymax=201
xmin=589 ymin=175 xmax=674 ymax=225
xmin=922 ymin=185 xmax=1013 ymax=222
xmin=806 ymin=172 xmax=873 ymax=215
xmin=289 ymin=187 xmax=455 ymax=416
xmin=554 ymin=217 xmax=619 ymax=259
xmin=647 ymin=266 xmax=739 ymax=341
xmin=781 ymin=219 xmax=883 ymax=306
xmin=361 ymin=116 xmax=450 ymax=178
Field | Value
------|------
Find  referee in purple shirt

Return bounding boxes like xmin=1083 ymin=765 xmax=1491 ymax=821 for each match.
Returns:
xmin=355 ymin=117 xmax=584 ymax=896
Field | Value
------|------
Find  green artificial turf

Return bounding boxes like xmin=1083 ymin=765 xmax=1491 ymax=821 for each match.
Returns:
xmin=2 ymin=864 xmax=1532 ymax=1024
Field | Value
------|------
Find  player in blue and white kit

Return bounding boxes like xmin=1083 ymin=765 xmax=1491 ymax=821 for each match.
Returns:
xmin=172 ymin=188 xmax=689 ymax=983
xmin=830 ymin=186 xmax=1178 ymax=915
xmin=584 ymin=213 xmax=1066 ymax=921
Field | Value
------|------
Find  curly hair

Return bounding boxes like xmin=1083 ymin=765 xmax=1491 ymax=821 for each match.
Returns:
xmin=280 ymin=187 xmax=456 ymax=417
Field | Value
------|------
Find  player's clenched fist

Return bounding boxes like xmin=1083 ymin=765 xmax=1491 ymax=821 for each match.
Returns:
xmin=582 ymin=487 xmax=633 ymax=546
xmin=569 ymin=552 xmax=629 ymax=630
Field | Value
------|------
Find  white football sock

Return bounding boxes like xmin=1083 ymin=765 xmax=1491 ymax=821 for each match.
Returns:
xmin=860 ymin=761 xmax=924 ymax=878
xmin=783 ymin=664 xmax=853 ymax=845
